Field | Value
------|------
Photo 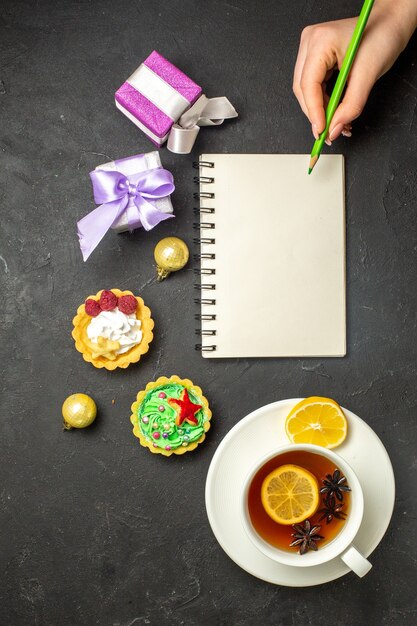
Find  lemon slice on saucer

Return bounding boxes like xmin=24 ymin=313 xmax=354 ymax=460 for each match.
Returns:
xmin=261 ymin=464 xmax=319 ymax=525
xmin=285 ymin=397 xmax=347 ymax=449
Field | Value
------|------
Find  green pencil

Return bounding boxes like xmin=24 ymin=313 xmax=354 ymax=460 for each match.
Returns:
xmin=308 ymin=0 xmax=375 ymax=174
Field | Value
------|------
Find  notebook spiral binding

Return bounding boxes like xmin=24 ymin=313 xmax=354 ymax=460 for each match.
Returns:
xmin=193 ymin=160 xmax=217 ymax=353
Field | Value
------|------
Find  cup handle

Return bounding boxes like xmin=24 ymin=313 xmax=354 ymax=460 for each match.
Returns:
xmin=341 ymin=545 xmax=372 ymax=577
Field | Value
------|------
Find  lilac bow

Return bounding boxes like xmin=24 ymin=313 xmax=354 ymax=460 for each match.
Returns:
xmin=77 ymin=164 xmax=175 ymax=261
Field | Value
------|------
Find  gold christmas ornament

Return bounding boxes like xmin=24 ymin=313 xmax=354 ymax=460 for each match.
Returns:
xmin=154 ymin=237 xmax=189 ymax=281
xmin=62 ymin=393 xmax=97 ymax=430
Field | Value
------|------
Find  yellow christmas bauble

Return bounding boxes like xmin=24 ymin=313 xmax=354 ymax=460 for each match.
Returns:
xmin=62 ymin=393 xmax=97 ymax=429
xmin=154 ymin=237 xmax=189 ymax=281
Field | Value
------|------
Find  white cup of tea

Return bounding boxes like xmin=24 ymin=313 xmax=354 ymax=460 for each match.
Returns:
xmin=240 ymin=443 xmax=372 ymax=577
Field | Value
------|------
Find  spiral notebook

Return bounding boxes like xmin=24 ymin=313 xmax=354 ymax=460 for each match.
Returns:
xmin=194 ymin=154 xmax=346 ymax=358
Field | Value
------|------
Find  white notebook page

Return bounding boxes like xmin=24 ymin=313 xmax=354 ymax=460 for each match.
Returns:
xmin=198 ymin=154 xmax=346 ymax=358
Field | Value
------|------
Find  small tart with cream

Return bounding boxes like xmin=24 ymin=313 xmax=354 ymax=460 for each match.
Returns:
xmin=130 ymin=375 xmax=212 ymax=456
xmin=72 ymin=289 xmax=154 ymax=370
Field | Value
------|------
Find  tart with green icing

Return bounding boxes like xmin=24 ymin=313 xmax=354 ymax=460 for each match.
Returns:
xmin=130 ymin=375 xmax=211 ymax=456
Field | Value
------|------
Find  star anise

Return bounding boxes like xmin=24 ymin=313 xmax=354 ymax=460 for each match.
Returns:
xmin=318 ymin=495 xmax=347 ymax=524
xmin=320 ymin=469 xmax=351 ymax=502
xmin=290 ymin=520 xmax=324 ymax=555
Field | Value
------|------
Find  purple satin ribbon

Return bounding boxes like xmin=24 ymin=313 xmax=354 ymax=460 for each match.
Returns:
xmin=77 ymin=159 xmax=175 ymax=261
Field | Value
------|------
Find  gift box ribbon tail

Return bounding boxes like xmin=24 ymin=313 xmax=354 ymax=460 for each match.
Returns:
xmin=77 ymin=166 xmax=175 ymax=261
xmin=167 ymin=95 xmax=238 ymax=154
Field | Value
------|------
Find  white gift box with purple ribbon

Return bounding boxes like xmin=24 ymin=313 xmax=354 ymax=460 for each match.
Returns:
xmin=77 ymin=152 xmax=175 ymax=261
xmin=97 ymin=152 xmax=173 ymax=233
xmin=115 ymin=51 xmax=238 ymax=154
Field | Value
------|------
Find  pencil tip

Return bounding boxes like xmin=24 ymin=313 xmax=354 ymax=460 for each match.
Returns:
xmin=308 ymin=154 xmax=319 ymax=174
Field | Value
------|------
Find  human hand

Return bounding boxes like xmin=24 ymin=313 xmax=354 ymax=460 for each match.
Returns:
xmin=293 ymin=1 xmax=417 ymax=142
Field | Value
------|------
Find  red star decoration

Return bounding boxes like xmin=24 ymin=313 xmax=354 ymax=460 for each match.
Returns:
xmin=168 ymin=389 xmax=202 ymax=427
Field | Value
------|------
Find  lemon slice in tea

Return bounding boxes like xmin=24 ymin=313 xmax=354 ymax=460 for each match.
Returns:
xmin=285 ymin=396 xmax=347 ymax=449
xmin=261 ymin=464 xmax=319 ymax=525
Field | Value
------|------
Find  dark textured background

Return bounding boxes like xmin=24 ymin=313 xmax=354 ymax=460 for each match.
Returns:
xmin=1 ymin=1 xmax=416 ymax=624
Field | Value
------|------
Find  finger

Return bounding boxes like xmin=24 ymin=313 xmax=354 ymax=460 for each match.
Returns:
xmin=322 ymin=90 xmax=351 ymax=137
xmin=300 ymin=53 xmax=332 ymax=135
xmin=294 ymin=76 xmax=310 ymax=121
xmin=328 ymin=67 xmax=375 ymax=140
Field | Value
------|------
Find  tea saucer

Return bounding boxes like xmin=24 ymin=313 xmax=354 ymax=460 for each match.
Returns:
xmin=205 ymin=399 xmax=395 ymax=586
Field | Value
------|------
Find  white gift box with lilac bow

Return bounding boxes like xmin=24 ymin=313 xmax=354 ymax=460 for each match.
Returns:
xmin=77 ymin=151 xmax=175 ymax=261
